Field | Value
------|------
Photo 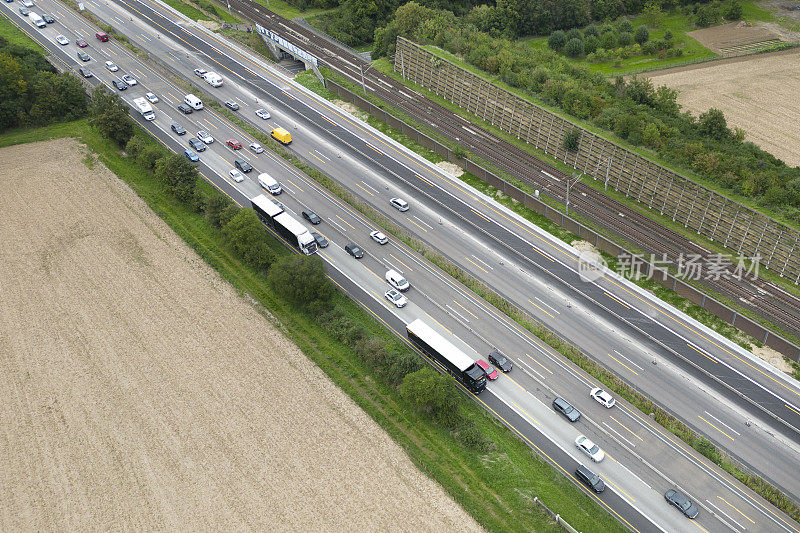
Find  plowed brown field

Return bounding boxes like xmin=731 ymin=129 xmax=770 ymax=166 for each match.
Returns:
xmin=648 ymin=49 xmax=800 ymax=167
xmin=0 ymin=138 xmax=481 ymax=532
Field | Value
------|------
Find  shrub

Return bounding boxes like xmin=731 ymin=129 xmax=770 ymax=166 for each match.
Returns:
xmin=548 ymin=30 xmax=567 ymax=50
xmin=584 ymin=35 xmax=600 ymax=54
xmin=601 ymin=31 xmax=616 ymax=49
xmin=399 ymin=367 xmax=463 ymax=428
xmin=600 ymin=23 xmax=614 ymax=34
xmin=88 ymin=86 xmax=135 ymax=147
xmin=634 ymin=25 xmax=649 ymax=45
xmin=664 ymin=29 xmax=673 ymax=42
xmin=267 ymin=254 xmax=335 ymax=307
xmin=583 ymin=24 xmax=599 ymax=38
xmin=564 ymin=37 xmax=585 ymax=57
xmin=617 ymin=19 xmax=633 ymax=33
xmin=152 ymin=154 xmax=198 ymax=204
xmin=124 ymin=135 xmax=147 ymax=158
xmin=221 ymin=209 xmax=277 ymax=272
xmin=566 ymin=28 xmax=583 ymax=42
xmin=563 ymin=127 xmax=581 ymax=151
xmin=725 ymin=0 xmax=743 ymax=20
xmin=617 ymin=31 xmax=633 ymax=46
xmin=138 ymin=145 xmax=163 ymax=171
xmin=204 ymin=194 xmax=235 ymax=228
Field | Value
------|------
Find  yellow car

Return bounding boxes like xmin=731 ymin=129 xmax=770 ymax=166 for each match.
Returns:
xmin=270 ymin=127 xmax=292 ymax=145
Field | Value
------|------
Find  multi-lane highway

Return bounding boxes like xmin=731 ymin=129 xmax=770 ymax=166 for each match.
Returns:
xmin=4 ymin=1 xmax=800 ymax=531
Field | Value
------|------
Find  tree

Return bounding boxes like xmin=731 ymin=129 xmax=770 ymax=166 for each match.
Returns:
xmin=617 ymin=31 xmax=633 ymax=46
xmin=584 ymin=34 xmax=600 ymax=54
xmin=267 ymin=254 xmax=335 ymax=307
xmin=634 ymin=25 xmax=649 ymax=45
xmin=566 ymin=28 xmax=582 ymax=42
xmin=204 ymin=194 xmax=234 ymax=228
xmin=153 ymin=154 xmax=198 ymax=203
xmin=590 ymin=0 xmax=623 ymax=22
xmin=399 ymin=367 xmax=462 ymax=428
xmin=698 ymin=108 xmax=730 ymax=140
xmin=88 ymin=86 xmax=134 ymax=146
xmin=600 ymin=31 xmax=616 ymax=49
xmin=617 ymin=19 xmax=633 ymax=33
xmin=641 ymin=0 xmax=663 ymax=28
xmin=563 ymin=127 xmax=581 ymax=151
xmin=583 ymin=24 xmax=599 ymax=38
xmin=221 ymin=209 xmax=277 ymax=272
xmin=548 ymin=30 xmax=567 ymax=50
xmin=564 ymin=37 xmax=585 ymax=57
xmin=725 ymin=0 xmax=742 ymax=20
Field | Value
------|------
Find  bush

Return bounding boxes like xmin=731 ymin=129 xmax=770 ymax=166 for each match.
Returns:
xmin=725 ymin=0 xmax=743 ymax=20
xmin=634 ymin=25 xmax=649 ymax=45
xmin=696 ymin=5 xmax=719 ymax=27
xmin=664 ymin=29 xmax=673 ymax=42
xmin=399 ymin=367 xmax=463 ymax=429
xmin=563 ymin=127 xmax=581 ymax=151
xmin=564 ymin=37 xmax=585 ymax=57
xmin=267 ymin=254 xmax=335 ymax=307
xmin=600 ymin=31 xmax=617 ymax=49
xmin=617 ymin=19 xmax=634 ymax=33
xmin=88 ymin=86 xmax=135 ymax=146
xmin=153 ymin=154 xmax=198 ymax=204
xmin=204 ymin=194 xmax=235 ymax=228
xmin=600 ymin=23 xmax=614 ymax=34
xmin=221 ymin=209 xmax=277 ymax=272
xmin=138 ymin=145 xmax=163 ymax=171
xmin=566 ymin=28 xmax=583 ymax=42
xmin=584 ymin=35 xmax=600 ymax=54
xmin=583 ymin=24 xmax=599 ymax=38
xmin=617 ymin=31 xmax=633 ymax=46
xmin=548 ymin=30 xmax=567 ymax=50
xmin=456 ymin=424 xmax=492 ymax=452
xmin=124 ymin=135 xmax=147 ymax=158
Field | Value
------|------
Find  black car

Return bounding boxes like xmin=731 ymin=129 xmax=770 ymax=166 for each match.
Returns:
xmin=42 ymin=13 xmax=55 ymax=23
xmin=234 ymin=159 xmax=253 ymax=173
xmin=78 ymin=67 xmax=93 ymax=78
xmin=188 ymin=137 xmax=206 ymax=152
xmin=112 ymin=79 xmax=128 ymax=91
xmin=224 ymin=100 xmax=240 ymax=111
xmin=171 ymin=123 xmax=187 ymax=135
xmin=575 ymin=465 xmax=605 ymax=493
xmin=552 ymin=397 xmax=581 ymax=422
xmin=345 ymin=243 xmax=363 ymax=259
xmin=177 ymin=103 xmax=193 ymax=114
xmin=488 ymin=350 xmax=512 ymax=372
xmin=302 ymin=210 xmax=321 ymax=225
xmin=665 ymin=489 xmax=699 ymax=519
xmin=311 ymin=231 xmax=328 ymax=248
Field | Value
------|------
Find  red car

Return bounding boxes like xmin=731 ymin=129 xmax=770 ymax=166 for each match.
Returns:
xmin=76 ymin=39 xmax=88 ymax=48
xmin=226 ymin=139 xmax=242 ymax=150
xmin=476 ymin=359 xmax=498 ymax=381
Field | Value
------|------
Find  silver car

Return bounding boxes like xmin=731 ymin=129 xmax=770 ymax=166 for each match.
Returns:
xmin=385 ymin=289 xmax=407 ymax=308
xmin=255 ymin=108 xmax=271 ymax=120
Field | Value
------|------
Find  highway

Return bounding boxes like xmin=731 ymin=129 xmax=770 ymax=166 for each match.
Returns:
xmin=3 ymin=1 xmax=799 ymax=531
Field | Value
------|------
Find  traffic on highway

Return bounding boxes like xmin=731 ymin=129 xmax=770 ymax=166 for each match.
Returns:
xmin=4 ymin=0 xmax=799 ymax=531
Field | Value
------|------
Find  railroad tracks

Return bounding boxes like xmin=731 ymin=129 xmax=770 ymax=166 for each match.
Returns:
xmin=232 ymin=0 xmax=800 ymax=339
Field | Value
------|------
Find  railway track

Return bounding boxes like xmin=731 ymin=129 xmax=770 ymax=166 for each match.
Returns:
xmin=232 ymin=0 xmax=800 ymax=339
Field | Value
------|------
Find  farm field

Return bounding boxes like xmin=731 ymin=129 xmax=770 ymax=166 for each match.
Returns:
xmin=0 ymin=138 xmax=481 ymax=532
xmin=648 ymin=48 xmax=800 ymax=167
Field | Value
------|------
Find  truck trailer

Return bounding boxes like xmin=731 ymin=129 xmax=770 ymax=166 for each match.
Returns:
xmin=251 ymin=194 xmax=317 ymax=255
xmin=132 ymin=97 xmax=155 ymax=121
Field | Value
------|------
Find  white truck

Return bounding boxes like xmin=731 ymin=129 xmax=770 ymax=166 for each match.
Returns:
xmin=29 ymin=12 xmax=46 ymax=28
xmin=133 ymin=97 xmax=155 ymax=121
xmin=202 ymin=72 xmax=223 ymax=87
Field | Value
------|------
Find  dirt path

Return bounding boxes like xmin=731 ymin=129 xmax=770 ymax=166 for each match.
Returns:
xmin=0 ymin=138 xmax=482 ymax=532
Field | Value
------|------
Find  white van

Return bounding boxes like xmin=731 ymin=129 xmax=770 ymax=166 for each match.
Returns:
xmin=183 ymin=94 xmax=203 ymax=110
xmin=203 ymin=72 xmax=223 ymax=87
xmin=385 ymin=269 xmax=410 ymax=292
xmin=258 ymin=173 xmax=282 ymax=195
xmin=30 ymin=12 xmax=46 ymax=28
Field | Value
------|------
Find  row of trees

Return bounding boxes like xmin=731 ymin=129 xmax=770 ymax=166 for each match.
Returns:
xmin=89 ymin=87 xmax=485 ymax=446
xmin=0 ymin=36 xmax=87 ymax=132
xmin=374 ymin=2 xmax=800 ymax=222
xmin=548 ymin=20 xmax=652 ymax=57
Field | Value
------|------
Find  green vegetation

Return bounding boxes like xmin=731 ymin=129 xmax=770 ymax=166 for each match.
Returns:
xmin=255 ymin=0 xmax=339 ymax=20
xmin=161 ymin=0 xmax=207 ymax=21
xmin=0 ymin=12 xmax=45 ymax=51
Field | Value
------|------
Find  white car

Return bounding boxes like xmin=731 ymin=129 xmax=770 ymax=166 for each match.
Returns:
xmin=385 ymin=289 xmax=407 ymax=308
xmin=228 ymin=169 xmax=244 ymax=183
xmin=255 ymin=108 xmax=271 ymax=120
xmin=590 ymin=388 xmax=616 ymax=408
xmin=104 ymin=61 xmax=119 ymax=72
xmin=390 ymin=197 xmax=409 ymax=212
xmin=385 ymin=269 xmax=410 ymax=292
xmin=193 ymin=68 xmax=207 ymax=77
xmin=575 ymin=435 xmax=605 ymax=463
xmin=196 ymin=130 xmax=214 ymax=144
xmin=249 ymin=142 xmax=264 ymax=154
xmin=145 ymin=92 xmax=159 ymax=103
xmin=370 ymin=230 xmax=388 ymax=245
xmin=55 ymin=35 xmax=69 ymax=46
xmin=21 ymin=0 xmax=33 ymax=7
xmin=121 ymin=74 xmax=137 ymax=86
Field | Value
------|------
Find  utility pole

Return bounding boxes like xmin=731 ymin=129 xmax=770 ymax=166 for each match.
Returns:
xmin=565 ymin=173 xmax=584 ymax=217
xmin=359 ymin=64 xmax=366 ymax=96
xmin=604 ymin=157 xmax=612 ymax=191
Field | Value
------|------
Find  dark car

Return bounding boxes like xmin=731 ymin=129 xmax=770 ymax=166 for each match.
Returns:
xmin=78 ymin=67 xmax=93 ymax=78
xmin=311 ymin=231 xmax=328 ymax=248
xmin=188 ymin=137 xmax=206 ymax=152
xmin=184 ymin=149 xmax=199 ymax=162
xmin=234 ymin=159 xmax=253 ymax=173
xmin=42 ymin=13 xmax=55 ymax=23
xmin=488 ymin=350 xmax=512 ymax=372
xmin=552 ymin=397 xmax=581 ymax=422
xmin=302 ymin=210 xmax=321 ymax=225
xmin=171 ymin=123 xmax=187 ymax=135
xmin=18 ymin=7 xmax=29 ymax=15
xmin=77 ymin=51 xmax=90 ymax=62
xmin=345 ymin=243 xmax=363 ymax=259
xmin=76 ymin=38 xmax=88 ymax=47
xmin=575 ymin=465 xmax=605 ymax=493
xmin=665 ymin=489 xmax=699 ymax=519
xmin=177 ymin=103 xmax=193 ymax=114
xmin=112 ymin=79 xmax=128 ymax=91
xmin=224 ymin=100 xmax=240 ymax=111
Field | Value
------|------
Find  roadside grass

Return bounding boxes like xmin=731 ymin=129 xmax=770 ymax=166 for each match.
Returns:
xmin=160 ymin=0 xmax=207 ymax=21
xmin=220 ymin=27 xmax=275 ymax=60
xmin=0 ymin=119 xmax=628 ymax=533
xmin=0 ymin=11 xmax=46 ymax=52
xmin=251 ymin=0 xmax=338 ymax=20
